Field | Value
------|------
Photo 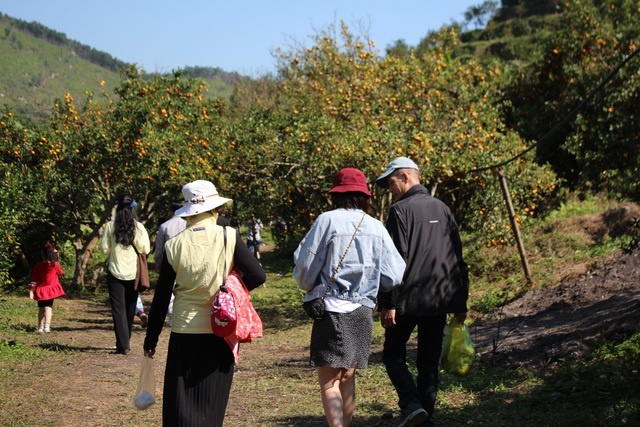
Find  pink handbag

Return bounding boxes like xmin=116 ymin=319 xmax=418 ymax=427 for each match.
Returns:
xmin=211 ymin=283 xmax=237 ymax=337
xmin=224 ymin=269 xmax=263 ymax=364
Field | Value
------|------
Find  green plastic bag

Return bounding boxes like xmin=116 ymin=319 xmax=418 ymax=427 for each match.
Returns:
xmin=440 ymin=317 xmax=475 ymax=377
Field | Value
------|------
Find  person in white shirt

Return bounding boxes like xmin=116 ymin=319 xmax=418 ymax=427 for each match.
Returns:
xmin=100 ymin=194 xmax=150 ymax=355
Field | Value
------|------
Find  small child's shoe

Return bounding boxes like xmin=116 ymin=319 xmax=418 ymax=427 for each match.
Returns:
xmin=44 ymin=323 xmax=50 ymax=333
xmin=37 ymin=325 xmax=44 ymax=333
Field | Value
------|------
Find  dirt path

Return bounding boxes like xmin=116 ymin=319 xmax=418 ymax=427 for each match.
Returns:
xmin=10 ymin=250 xmax=640 ymax=426
xmin=16 ymin=296 xmax=168 ymax=427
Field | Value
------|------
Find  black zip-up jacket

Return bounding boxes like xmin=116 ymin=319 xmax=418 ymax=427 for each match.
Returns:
xmin=377 ymin=184 xmax=469 ymax=316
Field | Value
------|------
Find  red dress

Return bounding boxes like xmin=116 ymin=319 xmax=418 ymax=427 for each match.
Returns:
xmin=31 ymin=262 xmax=66 ymax=301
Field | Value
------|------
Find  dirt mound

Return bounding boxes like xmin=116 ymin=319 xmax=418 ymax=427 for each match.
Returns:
xmin=472 ymin=250 xmax=640 ymax=368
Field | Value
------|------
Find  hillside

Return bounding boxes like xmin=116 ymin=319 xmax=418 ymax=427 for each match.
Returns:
xmin=459 ymin=13 xmax=561 ymax=63
xmin=0 ymin=14 xmax=122 ymax=120
xmin=0 ymin=13 xmax=240 ymax=120
xmin=1 ymin=1 xmax=565 ymax=121
xmin=404 ymin=0 xmax=563 ymax=64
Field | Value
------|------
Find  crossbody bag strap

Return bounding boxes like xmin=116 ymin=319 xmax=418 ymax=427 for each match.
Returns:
xmin=221 ymin=227 xmax=228 ymax=288
xmin=321 ymin=212 xmax=367 ymax=300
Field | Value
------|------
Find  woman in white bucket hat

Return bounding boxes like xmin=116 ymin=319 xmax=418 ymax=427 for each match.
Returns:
xmin=143 ymin=180 xmax=265 ymax=427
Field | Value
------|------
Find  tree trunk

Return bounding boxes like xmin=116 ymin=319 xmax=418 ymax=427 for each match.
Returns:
xmin=72 ymin=234 xmax=101 ymax=290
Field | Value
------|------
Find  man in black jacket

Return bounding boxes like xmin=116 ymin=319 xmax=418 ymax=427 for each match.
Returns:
xmin=376 ymin=157 xmax=469 ymax=427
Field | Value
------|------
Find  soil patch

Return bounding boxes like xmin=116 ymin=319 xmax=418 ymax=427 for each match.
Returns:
xmin=472 ymin=250 xmax=640 ymax=368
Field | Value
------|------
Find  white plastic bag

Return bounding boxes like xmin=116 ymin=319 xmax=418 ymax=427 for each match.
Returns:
xmin=133 ymin=356 xmax=156 ymax=410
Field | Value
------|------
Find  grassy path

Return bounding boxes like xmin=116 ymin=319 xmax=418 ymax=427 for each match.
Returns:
xmin=0 ymin=292 xmax=398 ymax=427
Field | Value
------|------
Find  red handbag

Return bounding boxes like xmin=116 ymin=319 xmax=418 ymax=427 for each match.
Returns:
xmin=211 ymin=284 xmax=237 ymax=337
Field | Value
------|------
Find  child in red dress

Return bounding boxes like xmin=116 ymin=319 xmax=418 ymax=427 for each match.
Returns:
xmin=29 ymin=243 xmax=66 ymax=333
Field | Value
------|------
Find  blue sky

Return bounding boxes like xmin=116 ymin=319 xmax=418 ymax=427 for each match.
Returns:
xmin=1 ymin=1 xmax=481 ymax=76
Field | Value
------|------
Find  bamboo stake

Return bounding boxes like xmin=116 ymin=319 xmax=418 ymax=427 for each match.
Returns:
xmin=497 ymin=168 xmax=532 ymax=283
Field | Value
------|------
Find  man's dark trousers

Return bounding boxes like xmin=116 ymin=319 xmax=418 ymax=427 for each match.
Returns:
xmin=382 ymin=313 xmax=447 ymax=416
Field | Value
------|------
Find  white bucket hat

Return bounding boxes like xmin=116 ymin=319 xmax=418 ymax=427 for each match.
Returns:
xmin=174 ymin=180 xmax=232 ymax=218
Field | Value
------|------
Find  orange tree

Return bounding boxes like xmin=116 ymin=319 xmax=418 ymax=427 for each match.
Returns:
xmin=0 ymin=67 xmax=232 ymax=288
xmin=228 ymin=23 xmax=557 ymax=246
xmin=506 ymin=0 xmax=640 ymax=200
xmin=0 ymin=112 xmax=51 ymax=289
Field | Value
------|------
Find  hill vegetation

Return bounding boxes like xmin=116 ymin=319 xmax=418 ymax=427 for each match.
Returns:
xmin=455 ymin=0 xmax=564 ymax=62
xmin=0 ymin=13 xmax=240 ymax=119
xmin=0 ymin=14 xmax=121 ymax=120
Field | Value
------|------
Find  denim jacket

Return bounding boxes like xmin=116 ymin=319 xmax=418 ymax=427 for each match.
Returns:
xmin=293 ymin=209 xmax=405 ymax=309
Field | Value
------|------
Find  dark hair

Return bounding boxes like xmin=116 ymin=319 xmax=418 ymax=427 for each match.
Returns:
xmin=331 ymin=192 xmax=371 ymax=213
xmin=114 ymin=194 xmax=137 ymax=246
xmin=170 ymin=202 xmax=183 ymax=213
xmin=42 ymin=243 xmax=58 ymax=267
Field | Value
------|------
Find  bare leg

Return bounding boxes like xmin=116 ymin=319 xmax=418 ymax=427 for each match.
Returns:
xmin=44 ymin=306 xmax=53 ymax=324
xmin=318 ymin=367 xmax=356 ymax=427
xmin=38 ymin=307 xmax=45 ymax=331
xmin=339 ymin=368 xmax=356 ymax=426
xmin=44 ymin=306 xmax=53 ymax=332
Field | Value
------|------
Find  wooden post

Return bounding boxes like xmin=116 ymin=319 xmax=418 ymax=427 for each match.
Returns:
xmin=497 ymin=168 xmax=532 ymax=283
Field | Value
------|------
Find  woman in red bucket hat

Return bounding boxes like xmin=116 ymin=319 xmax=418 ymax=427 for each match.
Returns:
xmin=294 ymin=168 xmax=406 ymax=427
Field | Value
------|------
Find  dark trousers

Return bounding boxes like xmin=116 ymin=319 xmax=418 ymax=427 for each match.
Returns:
xmin=107 ymin=272 xmax=138 ymax=352
xmin=382 ymin=313 xmax=447 ymax=416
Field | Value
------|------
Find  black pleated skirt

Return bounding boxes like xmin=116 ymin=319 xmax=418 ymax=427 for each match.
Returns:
xmin=162 ymin=332 xmax=235 ymax=427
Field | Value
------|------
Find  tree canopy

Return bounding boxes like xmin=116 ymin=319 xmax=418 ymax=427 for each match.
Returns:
xmin=1 ymin=0 xmax=638 ymax=290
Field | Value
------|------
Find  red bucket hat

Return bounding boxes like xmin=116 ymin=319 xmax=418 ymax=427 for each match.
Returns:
xmin=328 ymin=168 xmax=371 ymax=197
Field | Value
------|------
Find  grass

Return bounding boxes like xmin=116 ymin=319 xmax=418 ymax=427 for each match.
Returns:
xmin=239 ymin=256 xmax=640 ymax=425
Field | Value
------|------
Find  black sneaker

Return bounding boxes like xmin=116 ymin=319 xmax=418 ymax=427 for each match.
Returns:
xmin=395 ymin=408 xmax=429 ymax=427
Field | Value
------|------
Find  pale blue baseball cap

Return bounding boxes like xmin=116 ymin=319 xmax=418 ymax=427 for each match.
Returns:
xmin=376 ymin=157 xmax=419 ymax=188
